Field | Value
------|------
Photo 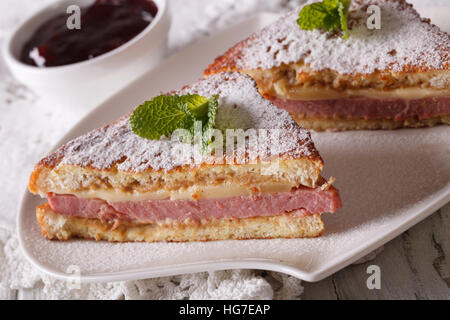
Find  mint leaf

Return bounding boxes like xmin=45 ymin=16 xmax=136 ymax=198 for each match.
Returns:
xmin=297 ymin=0 xmax=351 ymax=39
xmin=322 ymin=0 xmax=339 ymax=9
xmin=297 ymin=2 xmax=330 ymax=31
xmin=129 ymin=94 xmax=219 ymax=149
xmin=180 ymin=94 xmax=210 ymax=120
xmin=201 ymin=95 xmax=218 ymax=153
xmin=130 ymin=95 xmax=195 ymax=140
xmin=338 ymin=0 xmax=351 ymax=39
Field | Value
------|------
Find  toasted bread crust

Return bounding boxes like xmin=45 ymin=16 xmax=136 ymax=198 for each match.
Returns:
xmin=204 ymin=36 xmax=246 ymax=76
xmin=291 ymin=114 xmax=450 ymax=131
xmin=205 ymin=0 xmax=449 ymax=77
xmin=29 ymin=157 xmax=324 ymax=197
xmin=36 ymin=204 xmax=325 ymax=242
xmin=29 ymin=72 xmax=324 ymax=197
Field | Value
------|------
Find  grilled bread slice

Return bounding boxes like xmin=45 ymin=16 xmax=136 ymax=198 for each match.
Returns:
xmin=205 ymin=0 xmax=450 ymax=131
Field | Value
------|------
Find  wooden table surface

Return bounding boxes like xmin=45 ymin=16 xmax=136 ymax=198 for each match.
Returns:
xmin=302 ymin=203 xmax=450 ymax=299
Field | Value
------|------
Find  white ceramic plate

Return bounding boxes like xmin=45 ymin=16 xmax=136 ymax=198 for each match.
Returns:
xmin=18 ymin=12 xmax=450 ymax=283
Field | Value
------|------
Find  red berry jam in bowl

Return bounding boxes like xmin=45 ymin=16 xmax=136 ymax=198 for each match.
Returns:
xmin=20 ymin=0 xmax=158 ymax=67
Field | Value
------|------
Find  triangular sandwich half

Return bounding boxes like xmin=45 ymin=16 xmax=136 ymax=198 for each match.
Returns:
xmin=29 ymin=72 xmax=341 ymax=242
xmin=205 ymin=0 xmax=449 ymax=131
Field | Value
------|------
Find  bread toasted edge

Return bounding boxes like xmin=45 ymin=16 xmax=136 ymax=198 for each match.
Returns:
xmin=36 ymin=203 xmax=325 ymax=242
xmin=290 ymin=114 xmax=450 ymax=131
xmin=29 ymin=157 xmax=324 ymax=197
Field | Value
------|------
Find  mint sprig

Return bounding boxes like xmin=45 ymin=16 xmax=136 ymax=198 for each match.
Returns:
xmin=201 ymin=95 xmax=218 ymax=153
xmin=129 ymin=95 xmax=194 ymax=140
xmin=180 ymin=94 xmax=210 ymax=121
xmin=129 ymin=94 xmax=219 ymax=152
xmin=297 ymin=0 xmax=351 ymax=39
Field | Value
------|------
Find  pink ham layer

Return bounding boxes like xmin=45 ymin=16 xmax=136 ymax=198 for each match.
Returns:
xmin=269 ymin=95 xmax=450 ymax=121
xmin=47 ymin=186 xmax=342 ymax=223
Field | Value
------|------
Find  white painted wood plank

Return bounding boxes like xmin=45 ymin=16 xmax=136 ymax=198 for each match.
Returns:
xmin=17 ymin=285 xmax=43 ymax=300
xmin=0 ymin=287 xmax=17 ymax=300
xmin=302 ymin=203 xmax=450 ymax=299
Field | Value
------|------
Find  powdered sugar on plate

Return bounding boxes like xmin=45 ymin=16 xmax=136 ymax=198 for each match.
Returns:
xmin=235 ymin=0 xmax=449 ymax=74
xmin=19 ymin=125 xmax=450 ymax=282
xmin=56 ymin=72 xmax=317 ymax=173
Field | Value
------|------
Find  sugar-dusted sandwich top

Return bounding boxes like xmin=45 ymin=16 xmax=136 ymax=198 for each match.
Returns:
xmin=206 ymin=0 xmax=449 ymax=76
xmin=205 ymin=0 xmax=449 ymax=131
xmin=37 ymin=72 xmax=320 ymax=174
xmin=30 ymin=72 xmax=328 ymax=203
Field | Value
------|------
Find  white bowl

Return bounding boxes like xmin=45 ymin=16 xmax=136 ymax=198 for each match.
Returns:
xmin=3 ymin=0 xmax=170 ymax=112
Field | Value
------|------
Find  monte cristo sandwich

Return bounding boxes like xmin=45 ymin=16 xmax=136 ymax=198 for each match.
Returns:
xmin=205 ymin=0 xmax=450 ymax=131
xmin=28 ymin=72 xmax=341 ymax=242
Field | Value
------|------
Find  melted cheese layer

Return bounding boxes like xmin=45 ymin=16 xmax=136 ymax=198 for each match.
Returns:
xmin=272 ymin=83 xmax=450 ymax=100
xmin=62 ymin=182 xmax=295 ymax=202
xmin=245 ymin=66 xmax=450 ymax=100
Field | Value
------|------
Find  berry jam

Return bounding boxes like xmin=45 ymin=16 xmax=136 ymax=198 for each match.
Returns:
xmin=20 ymin=0 xmax=158 ymax=67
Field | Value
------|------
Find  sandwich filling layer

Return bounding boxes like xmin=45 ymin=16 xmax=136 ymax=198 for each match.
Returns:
xmin=246 ymin=68 xmax=450 ymax=101
xmin=37 ymin=204 xmax=326 ymax=241
xmin=269 ymin=95 xmax=450 ymax=121
xmin=47 ymin=185 xmax=341 ymax=224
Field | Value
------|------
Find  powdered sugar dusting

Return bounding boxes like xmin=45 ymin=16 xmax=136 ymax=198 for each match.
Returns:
xmin=20 ymin=125 xmax=450 ymax=280
xmin=236 ymin=0 xmax=449 ymax=74
xmin=57 ymin=72 xmax=317 ymax=172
